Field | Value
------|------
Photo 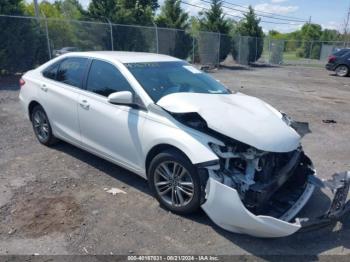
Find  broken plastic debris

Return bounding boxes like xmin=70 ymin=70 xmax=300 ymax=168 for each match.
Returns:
xmin=105 ymin=187 xmax=127 ymax=195
xmin=8 ymin=228 xmax=16 ymax=235
xmin=322 ymin=119 xmax=337 ymax=124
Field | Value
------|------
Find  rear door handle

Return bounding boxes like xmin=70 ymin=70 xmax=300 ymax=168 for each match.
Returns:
xmin=40 ymin=84 xmax=48 ymax=92
xmin=79 ymin=99 xmax=90 ymax=110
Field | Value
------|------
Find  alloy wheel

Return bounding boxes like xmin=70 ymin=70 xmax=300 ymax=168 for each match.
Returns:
xmin=33 ymin=110 xmax=49 ymax=141
xmin=336 ymin=65 xmax=348 ymax=77
xmin=154 ymin=161 xmax=194 ymax=207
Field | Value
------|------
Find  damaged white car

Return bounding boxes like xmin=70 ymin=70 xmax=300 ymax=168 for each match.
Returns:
xmin=19 ymin=52 xmax=350 ymax=238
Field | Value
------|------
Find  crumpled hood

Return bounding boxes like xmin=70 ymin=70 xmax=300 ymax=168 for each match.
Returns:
xmin=157 ymin=92 xmax=300 ymax=152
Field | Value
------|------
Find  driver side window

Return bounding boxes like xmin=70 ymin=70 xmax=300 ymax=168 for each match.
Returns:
xmin=86 ymin=60 xmax=134 ymax=97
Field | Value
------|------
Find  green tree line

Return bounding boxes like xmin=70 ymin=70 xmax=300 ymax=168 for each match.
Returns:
xmin=0 ymin=0 xmax=345 ymax=75
xmin=269 ymin=24 xmax=342 ymax=59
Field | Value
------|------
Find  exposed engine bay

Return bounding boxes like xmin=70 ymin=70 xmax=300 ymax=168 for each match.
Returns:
xmin=171 ymin=110 xmax=350 ymax=237
xmin=172 ymin=111 xmax=314 ymax=217
xmin=207 ymin=143 xmax=313 ymax=218
xmin=157 ymin=92 xmax=350 ymax=237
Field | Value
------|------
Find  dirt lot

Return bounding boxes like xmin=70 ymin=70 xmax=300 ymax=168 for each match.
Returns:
xmin=0 ymin=66 xmax=349 ymax=256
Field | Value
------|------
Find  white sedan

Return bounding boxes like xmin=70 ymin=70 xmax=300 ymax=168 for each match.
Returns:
xmin=19 ymin=51 xmax=349 ymax=237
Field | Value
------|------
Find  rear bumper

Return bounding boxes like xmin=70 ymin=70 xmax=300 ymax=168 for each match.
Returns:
xmin=18 ymin=92 xmax=29 ymax=120
xmin=201 ymin=171 xmax=350 ymax=238
xmin=326 ymin=63 xmax=336 ymax=71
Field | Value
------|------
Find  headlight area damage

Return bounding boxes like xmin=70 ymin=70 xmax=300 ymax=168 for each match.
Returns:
xmin=159 ymin=93 xmax=350 ymax=238
xmin=199 ymin=144 xmax=350 ymax=238
xmin=173 ymin=111 xmax=350 ymax=238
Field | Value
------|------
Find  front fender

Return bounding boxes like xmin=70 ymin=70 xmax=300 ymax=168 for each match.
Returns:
xmin=142 ymin=118 xmax=222 ymax=167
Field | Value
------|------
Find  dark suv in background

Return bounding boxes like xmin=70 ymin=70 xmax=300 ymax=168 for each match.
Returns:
xmin=326 ymin=48 xmax=350 ymax=77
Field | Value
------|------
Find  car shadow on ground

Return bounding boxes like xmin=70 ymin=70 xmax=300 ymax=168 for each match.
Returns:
xmin=219 ymin=65 xmax=251 ymax=71
xmin=54 ymin=141 xmax=350 ymax=256
xmin=219 ymin=63 xmax=280 ymax=71
xmin=184 ymin=187 xmax=350 ymax=256
xmin=54 ymin=141 xmax=151 ymax=195
xmin=249 ymin=63 xmax=281 ymax=69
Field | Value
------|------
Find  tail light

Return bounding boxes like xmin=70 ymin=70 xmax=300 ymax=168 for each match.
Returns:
xmin=328 ymin=55 xmax=336 ymax=63
xmin=19 ymin=78 xmax=25 ymax=87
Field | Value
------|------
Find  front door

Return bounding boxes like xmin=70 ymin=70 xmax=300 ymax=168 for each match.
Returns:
xmin=78 ymin=59 xmax=146 ymax=172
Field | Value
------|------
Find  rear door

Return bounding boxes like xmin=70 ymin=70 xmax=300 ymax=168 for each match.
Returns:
xmin=78 ymin=59 xmax=146 ymax=172
xmin=344 ymin=52 xmax=350 ymax=65
xmin=39 ymin=57 xmax=88 ymax=145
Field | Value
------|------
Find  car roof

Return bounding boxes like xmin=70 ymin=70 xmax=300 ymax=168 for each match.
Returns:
xmin=63 ymin=51 xmax=182 ymax=63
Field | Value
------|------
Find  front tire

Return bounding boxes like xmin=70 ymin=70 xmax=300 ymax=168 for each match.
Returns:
xmin=335 ymin=65 xmax=349 ymax=77
xmin=31 ymin=105 xmax=58 ymax=146
xmin=148 ymin=149 xmax=201 ymax=214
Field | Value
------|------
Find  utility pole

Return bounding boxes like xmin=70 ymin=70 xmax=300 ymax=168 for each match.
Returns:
xmin=343 ymin=3 xmax=350 ymax=46
xmin=308 ymin=16 xmax=312 ymax=60
xmin=41 ymin=11 xmax=52 ymax=59
xmin=34 ymin=0 xmax=40 ymax=18
xmin=152 ymin=21 xmax=159 ymax=53
xmin=105 ymin=18 xmax=114 ymax=51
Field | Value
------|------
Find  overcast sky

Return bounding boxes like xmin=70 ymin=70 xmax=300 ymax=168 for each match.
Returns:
xmin=26 ymin=0 xmax=350 ymax=33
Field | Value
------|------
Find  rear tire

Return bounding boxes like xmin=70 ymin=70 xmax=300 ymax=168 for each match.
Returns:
xmin=335 ymin=65 xmax=349 ymax=77
xmin=31 ymin=105 xmax=58 ymax=146
xmin=148 ymin=149 xmax=201 ymax=214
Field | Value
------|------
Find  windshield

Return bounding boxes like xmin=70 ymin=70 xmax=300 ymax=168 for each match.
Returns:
xmin=125 ymin=61 xmax=230 ymax=102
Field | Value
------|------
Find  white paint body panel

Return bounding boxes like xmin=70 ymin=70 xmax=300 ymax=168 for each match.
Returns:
xmin=157 ymin=92 xmax=301 ymax=153
xmin=18 ymin=52 xmax=222 ymax=177
xmin=77 ymin=91 xmax=147 ymax=173
xmin=19 ymin=51 xmax=314 ymax=238
xmin=202 ymin=178 xmax=304 ymax=238
xmin=39 ymin=79 xmax=81 ymax=145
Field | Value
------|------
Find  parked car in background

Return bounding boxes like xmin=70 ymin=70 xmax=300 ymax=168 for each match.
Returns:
xmin=326 ymin=48 xmax=350 ymax=77
xmin=53 ymin=47 xmax=79 ymax=57
xmin=19 ymin=52 xmax=350 ymax=238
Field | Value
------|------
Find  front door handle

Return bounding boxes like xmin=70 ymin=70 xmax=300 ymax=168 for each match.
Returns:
xmin=40 ymin=84 xmax=48 ymax=92
xmin=79 ymin=100 xmax=90 ymax=110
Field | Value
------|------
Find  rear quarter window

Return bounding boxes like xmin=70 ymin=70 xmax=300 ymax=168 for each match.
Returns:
xmin=42 ymin=62 xmax=60 ymax=80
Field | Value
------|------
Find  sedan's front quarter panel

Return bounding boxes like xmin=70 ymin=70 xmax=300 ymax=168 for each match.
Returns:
xmin=141 ymin=110 xmax=222 ymax=172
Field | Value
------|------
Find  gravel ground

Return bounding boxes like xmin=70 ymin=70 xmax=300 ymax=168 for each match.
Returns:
xmin=0 ymin=66 xmax=349 ymax=256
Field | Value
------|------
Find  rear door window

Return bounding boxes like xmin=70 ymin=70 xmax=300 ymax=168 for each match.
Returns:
xmin=56 ymin=57 xmax=88 ymax=88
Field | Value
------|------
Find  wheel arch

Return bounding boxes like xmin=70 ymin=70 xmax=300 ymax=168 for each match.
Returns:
xmin=336 ymin=64 xmax=349 ymax=75
xmin=145 ymin=144 xmax=192 ymax=177
xmin=336 ymin=64 xmax=349 ymax=69
xmin=28 ymin=100 xmax=42 ymax=121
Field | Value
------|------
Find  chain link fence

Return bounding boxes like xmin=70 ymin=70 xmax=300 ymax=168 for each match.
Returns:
xmin=49 ymin=19 xmax=112 ymax=54
xmin=1 ymin=14 xmax=350 ymax=75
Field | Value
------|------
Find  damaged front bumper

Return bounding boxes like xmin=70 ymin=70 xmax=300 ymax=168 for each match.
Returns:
xmin=201 ymin=171 xmax=350 ymax=238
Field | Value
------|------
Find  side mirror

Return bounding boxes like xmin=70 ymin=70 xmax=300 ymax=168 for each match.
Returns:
xmin=108 ymin=91 xmax=133 ymax=106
